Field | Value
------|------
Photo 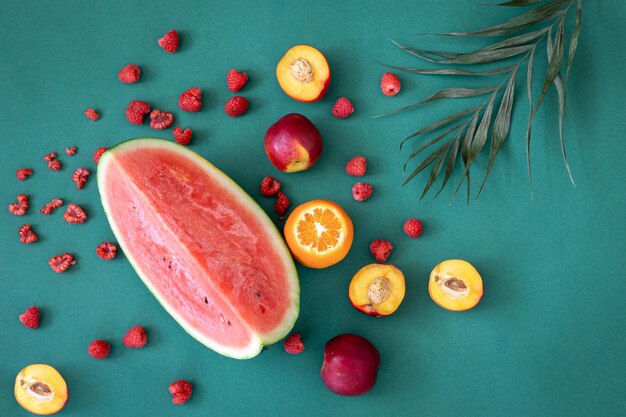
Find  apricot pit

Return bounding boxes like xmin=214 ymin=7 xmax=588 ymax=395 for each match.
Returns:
xmin=276 ymin=45 xmax=330 ymax=102
xmin=429 ymin=259 xmax=483 ymax=311
xmin=349 ymin=263 xmax=405 ymax=317
xmin=15 ymin=364 xmax=68 ymax=415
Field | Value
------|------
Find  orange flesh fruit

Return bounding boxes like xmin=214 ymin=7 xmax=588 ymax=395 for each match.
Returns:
xmin=276 ymin=45 xmax=330 ymax=102
xmin=15 ymin=364 xmax=68 ymax=415
xmin=429 ymin=259 xmax=483 ymax=311
xmin=349 ymin=264 xmax=406 ymax=316
xmin=284 ymin=200 xmax=353 ymax=269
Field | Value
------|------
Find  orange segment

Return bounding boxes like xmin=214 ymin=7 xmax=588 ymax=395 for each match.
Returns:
xmin=284 ymin=200 xmax=353 ymax=269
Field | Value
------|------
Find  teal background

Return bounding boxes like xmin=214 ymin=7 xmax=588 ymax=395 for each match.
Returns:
xmin=1 ymin=1 xmax=625 ymax=416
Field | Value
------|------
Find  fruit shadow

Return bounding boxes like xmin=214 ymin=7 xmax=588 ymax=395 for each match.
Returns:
xmin=202 ymin=87 xmax=218 ymax=111
xmin=174 ymin=30 xmax=191 ymax=53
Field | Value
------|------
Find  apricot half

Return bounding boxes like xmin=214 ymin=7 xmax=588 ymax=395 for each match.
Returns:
xmin=15 ymin=364 xmax=68 ymax=415
xmin=429 ymin=259 xmax=483 ymax=311
xmin=349 ymin=264 xmax=406 ymax=317
xmin=276 ymin=45 xmax=330 ymax=102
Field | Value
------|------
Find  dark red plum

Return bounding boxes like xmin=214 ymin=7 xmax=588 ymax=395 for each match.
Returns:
xmin=320 ymin=333 xmax=380 ymax=396
xmin=264 ymin=113 xmax=323 ymax=173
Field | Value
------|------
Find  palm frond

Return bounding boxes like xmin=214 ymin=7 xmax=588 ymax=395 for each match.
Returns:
xmin=380 ymin=0 xmax=581 ymax=202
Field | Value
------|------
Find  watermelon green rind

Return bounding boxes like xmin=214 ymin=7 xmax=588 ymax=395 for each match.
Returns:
xmin=97 ymin=138 xmax=299 ymax=359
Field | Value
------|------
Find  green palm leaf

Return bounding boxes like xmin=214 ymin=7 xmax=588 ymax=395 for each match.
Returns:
xmin=381 ymin=0 xmax=582 ymax=202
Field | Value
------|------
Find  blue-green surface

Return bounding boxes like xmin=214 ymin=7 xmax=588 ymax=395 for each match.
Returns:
xmin=1 ymin=1 xmax=625 ymax=416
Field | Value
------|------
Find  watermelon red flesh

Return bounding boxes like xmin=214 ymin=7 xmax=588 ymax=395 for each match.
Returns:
xmin=98 ymin=139 xmax=299 ymax=359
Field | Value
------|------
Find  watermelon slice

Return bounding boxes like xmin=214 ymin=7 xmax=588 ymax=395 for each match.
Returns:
xmin=97 ymin=138 xmax=299 ymax=359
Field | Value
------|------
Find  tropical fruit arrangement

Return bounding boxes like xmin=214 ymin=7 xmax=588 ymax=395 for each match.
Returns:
xmin=9 ymin=0 xmax=583 ymax=410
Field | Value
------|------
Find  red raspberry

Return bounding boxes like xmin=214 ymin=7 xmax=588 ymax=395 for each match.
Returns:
xmin=122 ymin=325 xmax=148 ymax=348
xmin=369 ymin=240 xmax=393 ymax=262
xmin=118 ymin=64 xmax=141 ymax=83
xmin=150 ymin=110 xmax=174 ymax=130
xmin=381 ymin=72 xmax=401 ymax=96
xmin=345 ymin=156 xmax=367 ymax=177
xmin=48 ymin=160 xmax=62 ymax=171
xmin=88 ymin=340 xmax=111 ymax=359
xmin=84 ymin=108 xmax=100 ymax=121
xmin=43 ymin=152 xmax=57 ymax=162
xmin=8 ymin=194 xmax=29 ymax=216
xmin=19 ymin=306 xmax=40 ymax=329
xmin=65 ymin=146 xmax=77 ymax=156
xmin=19 ymin=224 xmax=38 ymax=244
xmin=169 ymin=380 xmax=193 ymax=405
xmin=40 ymin=198 xmax=63 ymax=215
xmin=224 ymin=96 xmax=249 ymax=117
xmin=178 ymin=88 xmax=202 ymax=112
xmin=125 ymin=100 xmax=151 ymax=125
xmin=63 ymin=203 xmax=87 ymax=224
xmin=93 ymin=147 xmax=107 ymax=165
xmin=173 ymin=127 xmax=192 ymax=145
xmin=96 ymin=242 xmax=117 ymax=260
xmin=274 ymin=192 xmax=290 ymax=219
xmin=260 ymin=176 xmax=281 ymax=197
xmin=16 ymin=168 xmax=33 ymax=181
xmin=403 ymin=218 xmax=423 ymax=238
xmin=283 ymin=333 xmax=304 ymax=354
xmin=48 ymin=253 xmax=76 ymax=273
xmin=158 ymin=30 xmax=179 ymax=53
xmin=332 ymin=97 xmax=354 ymax=118
xmin=227 ymin=69 xmax=248 ymax=92
xmin=72 ymin=168 xmax=90 ymax=189
xmin=352 ymin=183 xmax=373 ymax=201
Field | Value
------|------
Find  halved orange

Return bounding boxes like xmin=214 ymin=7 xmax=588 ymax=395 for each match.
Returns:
xmin=284 ymin=200 xmax=353 ymax=269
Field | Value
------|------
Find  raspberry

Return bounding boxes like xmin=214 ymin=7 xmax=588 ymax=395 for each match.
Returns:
xmin=118 ymin=64 xmax=141 ymax=83
xmin=224 ymin=96 xmax=249 ymax=117
xmin=352 ymin=183 xmax=373 ymax=201
xmin=63 ymin=203 xmax=87 ymax=224
xmin=48 ymin=160 xmax=62 ymax=171
xmin=227 ymin=69 xmax=248 ymax=92
xmin=125 ymin=100 xmax=151 ymax=125
xmin=19 ymin=224 xmax=38 ymax=244
xmin=150 ymin=110 xmax=174 ymax=130
xmin=381 ymin=72 xmax=401 ymax=96
xmin=158 ymin=30 xmax=179 ymax=53
xmin=93 ymin=147 xmax=107 ymax=165
xmin=8 ymin=194 xmax=29 ymax=216
xmin=96 ymin=242 xmax=117 ymax=260
xmin=40 ymin=198 xmax=63 ymax=215
xmin=369 ymin=240 xmax=393 ymax=262
xmin=178 ymin=88 xmax=202 ymax=112
xmin=19 ymin=306 xmax=40 ymax=329
xmin=16 ymin=168 xmax=33 ymax=181
xmin=173 ymin=127 xmax=192 ymax=145
xmin=403 ymin=218 xmax=423 ymax=238
xmin=84 ymin=108 xmax=100 ymax=121
xmin=48 ymin=253 xmax=76 ymax=273
xmin=169 ymin=380 xmax=193 ymax=405
xmin=72 ymin=168 xmax=90 ymax=189
xmin=345 ymin=156 xmax=367 ymax=177
xmin=260 ymin=176 xmax=281 ymax=197
xmin=88 ymin=340 xmax=111 ymax=359
xmin=122 ymin=325 xmax=148 ymax=348
xmin=274 ymin=192 xmax=290 ymax=219
xmin=65 ymin=146 xmax=77 ymax=156
xmin=283 ymin=333 xmax=304 ymax=354
xmin=43 ymin=152 xmax=57 ymax=162
xmin=43 ymin=152 xmax=62 ymax=171
xmin=332 ymin=97 xmax=354 ymax=118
